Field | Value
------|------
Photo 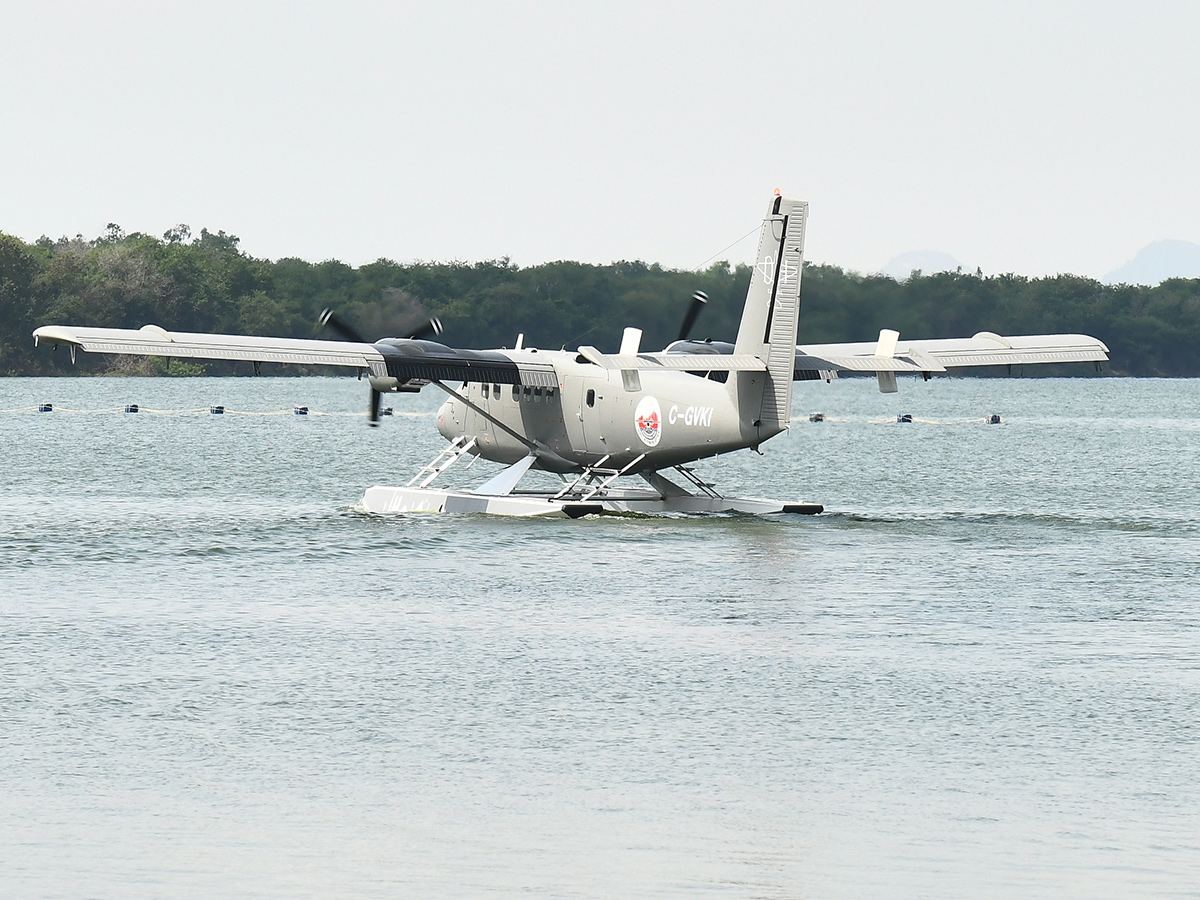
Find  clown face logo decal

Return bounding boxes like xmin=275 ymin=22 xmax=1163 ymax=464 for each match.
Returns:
xmin=634 ymin=395 xmax=662 ymax=447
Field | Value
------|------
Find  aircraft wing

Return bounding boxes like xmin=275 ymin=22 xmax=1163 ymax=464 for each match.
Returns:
xmin=33 ymin=324 xmax=389 ymax=375
xmin=794 ymin=331 xmax=1109 ymax=373
xmin=793 ymin=330 xmax=1109 ymax=392
xmin=31 ymin=323 xmax=561 ymax=388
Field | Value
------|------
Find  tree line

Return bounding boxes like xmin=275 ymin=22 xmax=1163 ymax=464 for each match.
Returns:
xmin=2 ymin=224 xmax=1197 ymax=376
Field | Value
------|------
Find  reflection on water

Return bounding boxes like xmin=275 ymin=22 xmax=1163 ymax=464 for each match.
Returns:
xmin=2 ymin=376 xmax=1199 ymax=898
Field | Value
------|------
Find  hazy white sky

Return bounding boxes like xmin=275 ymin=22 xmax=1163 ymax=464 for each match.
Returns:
xmin=3 ymin=1 xmax=1197 ymax=277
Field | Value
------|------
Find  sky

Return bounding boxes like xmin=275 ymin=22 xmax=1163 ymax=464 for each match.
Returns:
xmin=3 ymin=1 xmax=1198 ymax=278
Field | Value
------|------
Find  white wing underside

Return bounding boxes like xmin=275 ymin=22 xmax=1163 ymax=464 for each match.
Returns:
xmin=32 ymin=325 xmax=1110 ymax=381
xmin=794 ymin=331 xmax=1109 ymax=373
xmin=32 ymin=324 xmax=388 ymax=376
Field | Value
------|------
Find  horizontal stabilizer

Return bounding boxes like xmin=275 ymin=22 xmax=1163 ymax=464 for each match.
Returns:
xmin=578 ymin=345 xmax=768 ymax=372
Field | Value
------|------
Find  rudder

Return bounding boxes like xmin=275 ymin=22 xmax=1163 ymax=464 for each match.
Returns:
xmin=733 ymin=195 xmax=808 ymax=436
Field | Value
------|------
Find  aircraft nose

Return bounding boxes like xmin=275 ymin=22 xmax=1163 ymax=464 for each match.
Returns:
xmin=436 ymin=398 xmax=454 ymax=439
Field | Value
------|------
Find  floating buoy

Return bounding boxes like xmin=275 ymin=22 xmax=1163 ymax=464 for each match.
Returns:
xmin=897 ymin=413 xmax=913 ymax=423
xmin=38 ymin=403 xmax=53 ymax=413
xmin=987 ymin=414 xmax=1002 ymax=425
xmin=294 ymin=406 xmax=309 ymax=415
xmin=809 ymin=412 xmax=825 ymax=422
xmin=124 ymin=404 xmax=139 ymax=413
xmin=210 ymin=406 xmax=225 ymax=415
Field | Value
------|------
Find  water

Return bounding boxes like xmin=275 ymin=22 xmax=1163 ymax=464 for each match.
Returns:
xmin=2 ymin=375 xmax=1198 ymax=899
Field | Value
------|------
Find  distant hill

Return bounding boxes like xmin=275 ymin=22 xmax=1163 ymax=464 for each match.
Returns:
xmin=1104 ymin=240 xmax=1200 ymax=286
xmin=881 ymin=250 xmax=962 ymax=281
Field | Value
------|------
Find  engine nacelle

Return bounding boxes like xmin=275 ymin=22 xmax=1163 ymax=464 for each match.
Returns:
xmin=369 ymin=374 xmax=425 ymax=393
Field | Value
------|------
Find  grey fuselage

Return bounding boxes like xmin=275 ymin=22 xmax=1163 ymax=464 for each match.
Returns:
xmin=434 ymin=348 xmax=782 ymax=474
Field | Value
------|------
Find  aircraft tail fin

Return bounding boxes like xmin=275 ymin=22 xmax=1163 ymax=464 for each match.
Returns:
xmin=733 ymin=195 xmax=808 ymax=434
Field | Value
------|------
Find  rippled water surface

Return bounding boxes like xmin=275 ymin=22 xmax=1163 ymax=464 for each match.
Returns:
xmin=2 ymin=376 xmax=1198 ymax=899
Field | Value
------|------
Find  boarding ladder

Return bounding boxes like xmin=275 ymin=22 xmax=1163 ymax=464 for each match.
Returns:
xmin=407 ymin=436 xmax=478 ymax=489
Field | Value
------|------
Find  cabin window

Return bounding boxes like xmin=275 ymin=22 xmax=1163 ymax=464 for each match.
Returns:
xmin=547 ymin=387 xmax=556 ymax=398
xmin=586 ymin=389 xmax=596 ymax=408
xmin=512 ymin=384 xmax=520 ymax=400
xmin=533 ymin=387 xmax=542 ymax=402
xmin=523 ymin=386 xmax=532 ymax=400
xmin=481 ymin=384 xmax=490 ymax=399
xmin=493 ymin=384 xmax=500 ymax=396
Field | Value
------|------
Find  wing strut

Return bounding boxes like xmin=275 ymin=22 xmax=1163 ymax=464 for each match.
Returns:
xmin=430 ymin=380 xmax=536 ymax=451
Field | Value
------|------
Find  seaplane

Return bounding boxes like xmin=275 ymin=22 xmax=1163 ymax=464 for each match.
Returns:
xmin=32 ymin=194 xmax=1109 ymax=517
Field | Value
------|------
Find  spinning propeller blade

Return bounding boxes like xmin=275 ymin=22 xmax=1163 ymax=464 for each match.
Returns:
xmin=318 ymin=307 xmax=444 ymax=427
xmin=319 ymin=308 xmax=443 ymax=342
xmin=369 ymin=385 xmax=381 ymax=427
xmin=318 ymin=307 xmax=367 ymax=343
xmin=678 ymin=291 xmax=708 ymax=341
xmin=406 ymin=317 xmax=444 ymax=340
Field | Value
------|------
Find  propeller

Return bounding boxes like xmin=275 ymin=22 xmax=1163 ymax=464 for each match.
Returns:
xmin=369 ymin=383 xmax=381 ymax=426
xmin=318 ymin=307 xmax=367 ymax=343
xmin=678 ymin=290 xmax=708 ymax=341
xmin=405 ymin=317 xmax=444 ymax=341
xmin=318 ymin=307 xmax=444 ymax=427
xmin=318 ymin=307 xmax=442 ymax=343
